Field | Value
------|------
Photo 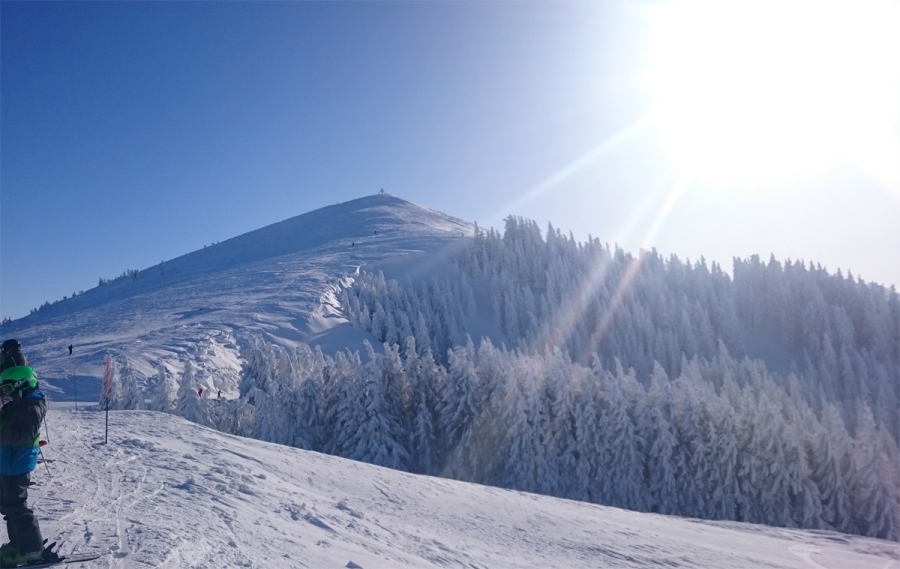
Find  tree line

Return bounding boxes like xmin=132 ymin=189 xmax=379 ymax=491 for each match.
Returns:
xmin=105 ymin=333 xmax=898 ymax=540
xmin=106 ymin=215 xmax=899 ymax=540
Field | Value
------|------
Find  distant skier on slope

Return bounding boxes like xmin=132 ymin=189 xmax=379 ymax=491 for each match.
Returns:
xmin=0 ymin=356 xmax=53 ymax=566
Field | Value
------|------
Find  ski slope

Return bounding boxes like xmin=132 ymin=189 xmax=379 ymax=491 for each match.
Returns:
xmin=33 ymin=407 xmax=899 ymax=569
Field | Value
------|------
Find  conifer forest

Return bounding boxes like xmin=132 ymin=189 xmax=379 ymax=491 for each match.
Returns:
xmin=106 ymin=217 xmax=900 ymax=541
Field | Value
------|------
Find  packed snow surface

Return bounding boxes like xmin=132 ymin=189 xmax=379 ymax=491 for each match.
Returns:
xmin=34 ymin=407 xmax=899 ymax=569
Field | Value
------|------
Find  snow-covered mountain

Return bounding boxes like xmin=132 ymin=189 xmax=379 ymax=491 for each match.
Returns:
xmin=3 ymin=193 xmax=899 ymax=567
xmin=34 ymin=407 xmax=900 ymax=569
xmin=2 ymin=193 xmax=472 ymax=399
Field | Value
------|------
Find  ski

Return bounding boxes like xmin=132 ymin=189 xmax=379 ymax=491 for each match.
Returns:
xmin=0 ymin=553 xmax=101 ymax=568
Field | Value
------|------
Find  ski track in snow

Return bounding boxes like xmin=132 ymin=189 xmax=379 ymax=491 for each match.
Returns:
xmin=28 ymin=409 xmax=900 ymax=569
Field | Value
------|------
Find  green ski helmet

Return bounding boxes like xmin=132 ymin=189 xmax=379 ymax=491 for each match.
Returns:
xmin=0 ymin=365 xmax=38 ymax=395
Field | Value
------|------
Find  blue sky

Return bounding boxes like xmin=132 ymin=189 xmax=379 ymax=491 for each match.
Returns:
xmin=2 ymin=1 xmax=898 ymax=320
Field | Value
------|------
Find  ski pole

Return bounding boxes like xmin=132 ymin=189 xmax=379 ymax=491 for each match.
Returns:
xmin=38 ymin=442 xmax=52 ymax=478
xmin=43 ymin=403 xmax=51 ymax=444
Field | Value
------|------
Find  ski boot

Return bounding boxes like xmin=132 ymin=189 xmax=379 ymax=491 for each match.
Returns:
xmin=0 ymin=546 xmax=43 ymax=567
xmin=0 ymin=540 xmax=58 ymax=567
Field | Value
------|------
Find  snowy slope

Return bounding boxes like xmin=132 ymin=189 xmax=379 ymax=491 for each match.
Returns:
xmin=6 ymin=193 xmax=900 ymax=568
xmin=1 ymin=194 xmax=473 ymax=399
xmin=34 ymin=407 xmax=899 ymax=569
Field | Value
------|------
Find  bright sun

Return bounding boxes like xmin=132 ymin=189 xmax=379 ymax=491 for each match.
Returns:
xmin=643 ymin=0 xmax=900 ymax=189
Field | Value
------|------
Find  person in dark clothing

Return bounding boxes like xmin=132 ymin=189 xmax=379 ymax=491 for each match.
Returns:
xmin=0 ymin=341 xmax=27 ymax=373
xmin=67 ymin=345 xmax=73 ymax=356
xmin=0 ymin=362 xmax=49 ymax=566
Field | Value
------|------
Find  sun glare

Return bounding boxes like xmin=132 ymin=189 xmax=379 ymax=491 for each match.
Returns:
xmin=644 ymin=0 xmax=900 ymax=189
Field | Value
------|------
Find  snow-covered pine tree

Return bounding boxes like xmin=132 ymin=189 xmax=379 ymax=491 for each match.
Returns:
xmin=438 ymin=337 xmax=478 ymax=473
xmin=380 ymin=342 xmax=411 ymax=443
xmin=600 ymin=361 xmax=644 ymax=511
xmin=850 ymin=401 xmax=900 ymax=540
xmin=118 ymin=357 xmax=144 ymax=410
xmin=149 ymin=362 xmax=174 ymax=413
xmin=212 ymin=398 xmax=254 ymax=438
xmin=322 ymin=350 xmax=366 ymax=458
xmin=175 ymin=361 xmax=210 ymax=427
xmin=812 ymin=403 xmax=854 ymax=532
xmin=410 ymin=345 xmax=445 ymax=475
xmin=238 ymin=335 xmax=278 ymax=404
xmin=569 ymin=367 xmax=600 ymax=503
xmin=346 ymin=342 xmax=409 ymax=470
xmin=403 ymin=337 xmax=431 ymax=474
xmin=538 ymin=348 xmax=579 ymax=499
xmin=292 ymin=374 xmax=323 ymax=451
xmin=705 ymin=390 xmax=740 ymax=521
xmin=497 ymin=357 xmax=541 ymax=493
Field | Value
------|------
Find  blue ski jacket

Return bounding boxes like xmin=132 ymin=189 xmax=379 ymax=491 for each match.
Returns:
xmin=0 ymin=389 xmax=46 ymax=475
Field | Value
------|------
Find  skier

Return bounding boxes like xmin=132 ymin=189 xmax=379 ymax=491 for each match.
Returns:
xmin=0 ymin=363 xmax=50 ymax=566
xmin=0 ymin=341 xmax=26 ymax=373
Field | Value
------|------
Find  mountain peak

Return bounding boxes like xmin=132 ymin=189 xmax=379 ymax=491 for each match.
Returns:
xmin=173 ymin=193 xmax=470 ymax=274
xmin=6 ymin=194 xmax=473 ymax=385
